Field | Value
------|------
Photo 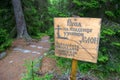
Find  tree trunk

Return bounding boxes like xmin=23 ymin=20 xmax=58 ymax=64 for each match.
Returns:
xmin=12 ymin=0 xmax=31 ymax=40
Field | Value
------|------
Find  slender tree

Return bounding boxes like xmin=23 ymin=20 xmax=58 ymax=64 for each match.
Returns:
xmin=12 ymin=0 xmax=31 ymax=40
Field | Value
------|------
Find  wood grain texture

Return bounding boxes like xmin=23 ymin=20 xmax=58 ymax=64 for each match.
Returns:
xmin=54 ymin=17 xmax=101 ymax=63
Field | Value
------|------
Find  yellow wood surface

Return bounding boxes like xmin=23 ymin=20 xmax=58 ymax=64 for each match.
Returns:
xmin=54 ymin=17 xmax=101 ymax=63
xmin=70 ymin=59 xmax=78 ymax=80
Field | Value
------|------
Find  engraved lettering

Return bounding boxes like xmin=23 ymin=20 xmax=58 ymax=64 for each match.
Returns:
xmin=67 ymin=19 xmax=81 ymax=27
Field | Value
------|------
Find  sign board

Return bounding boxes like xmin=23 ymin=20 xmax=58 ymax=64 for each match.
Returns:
xmin=54 ymin=18 xmax=101 ymax=63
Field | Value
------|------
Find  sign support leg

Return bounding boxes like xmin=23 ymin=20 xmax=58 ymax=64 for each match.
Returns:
xmin=70 ymin=59 xmax=78 ymax=80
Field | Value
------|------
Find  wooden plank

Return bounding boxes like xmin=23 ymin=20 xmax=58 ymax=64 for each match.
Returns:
xmin=70 ymin=59 xmax=78 ymax=80
xmin=54 ymin=17 xmax=101 ymax=63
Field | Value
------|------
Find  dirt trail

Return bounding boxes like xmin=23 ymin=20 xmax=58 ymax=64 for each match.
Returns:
xmin=0 ymin=36 xmax=50 ymax=80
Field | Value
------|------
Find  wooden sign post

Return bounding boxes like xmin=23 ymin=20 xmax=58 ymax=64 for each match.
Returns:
xmin=70 ymin=59 xmax=78 ymax=80
xmin=54 ymin=18 xmax=101 ymax=80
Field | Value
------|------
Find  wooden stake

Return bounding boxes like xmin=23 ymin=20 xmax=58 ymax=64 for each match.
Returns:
xmin=70 ymin=59 xmax=78 ymax=80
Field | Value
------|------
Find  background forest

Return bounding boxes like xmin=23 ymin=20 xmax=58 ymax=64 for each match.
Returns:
xmin=0 ymin=0 xmax=120 ymax=80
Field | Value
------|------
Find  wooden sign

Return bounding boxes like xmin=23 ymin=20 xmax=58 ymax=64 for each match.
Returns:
xmin=54 ymin=18 xmax=101 ymax=63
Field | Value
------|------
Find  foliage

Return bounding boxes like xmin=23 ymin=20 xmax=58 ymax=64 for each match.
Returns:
xmin=22 ymin=0 xmax=41 ymax=36
xmin=22 ymin=61 xmax=35 ymax=80
xmin=112 ymin=42 xmax=120 ymax=47
xmin=0 ymin=29 xmax=8 ymax=44
xmin=71 ymin=0 xmax=120 ymax=22
xmin=47 ymin=0 xmax=120 ymax=79
xmin=39 ymin=74 xmax=53 ymax=80
xmin=0 ymin=0 xmax=13 ymax=52
xmin=0 ymin=29 xmax=12 ymax=52
xmin=0 ymin=0 xmax=120 ymax=79
xmin=22 ymin=60 xmax=40 ymax=80
xmin=48 ymin=54 xmax=72 ymax=75
xmin=32 ymin=33 xmax=48 ymax=40
xmin=105 ymin=11 xmax=115 ymax=17
xmin=0 ymin=0 xmax=15 ymax=34
xmin=46 ymin=26 xmax=54 ymax=36
xmin=47 ymin=4 xmax=120 ymax=77
xmin=56 ymin=57 xmax=72 ymax=73
xmin=21 ymin=59 xmax=53 ymax=80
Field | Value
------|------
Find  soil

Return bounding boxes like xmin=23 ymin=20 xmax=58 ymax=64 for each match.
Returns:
xmin=0 ymin=36 xmax=51 ymax=80
xmin=40 ymin=57 xmax=61 ymax=75
xmin=1 ymin=36 xmax=117 ymax=80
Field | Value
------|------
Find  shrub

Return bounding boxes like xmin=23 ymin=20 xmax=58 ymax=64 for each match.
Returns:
xmin=0 ymin=28 xmax=12 ymax=52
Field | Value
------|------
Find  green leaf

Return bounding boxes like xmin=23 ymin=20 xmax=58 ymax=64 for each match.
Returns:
xmin=73 ymin=0 xmax=82 ymax=6
xmin=98 ymin=53 xmax=109 ymax=63
xmin=111 ymin=42 xmax=120 ymax=47
xmin=103 ymin=29 xmax=116 ymax=36
xmin=105 ymin=11 xmax=115 ymax=17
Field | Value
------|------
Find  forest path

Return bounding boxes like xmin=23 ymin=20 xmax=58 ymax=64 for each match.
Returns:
xmin=0 ymin=36 xmax=50 ymax=80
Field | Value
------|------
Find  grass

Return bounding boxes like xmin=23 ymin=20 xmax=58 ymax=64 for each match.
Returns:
xmin=21 ymin=49 xmax=120 ymax=80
